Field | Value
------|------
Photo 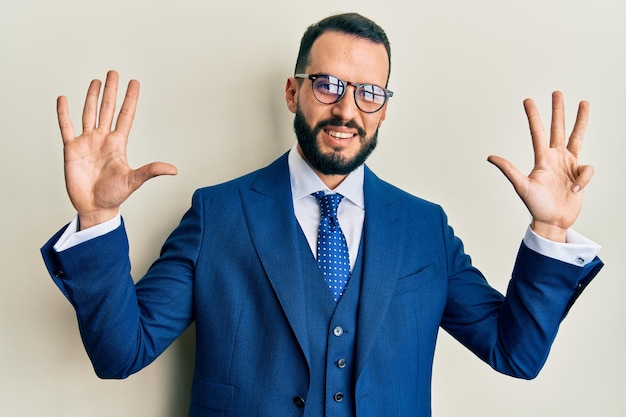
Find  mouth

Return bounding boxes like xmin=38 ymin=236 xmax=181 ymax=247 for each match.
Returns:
xmin=325 ymin=129 xmax=356 ymax=140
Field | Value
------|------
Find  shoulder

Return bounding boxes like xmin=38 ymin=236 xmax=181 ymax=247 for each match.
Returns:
xmin=364 ymin=165 xmax=443 ymax=213
xmin=193 ymin=152 xmax=290 ymax=201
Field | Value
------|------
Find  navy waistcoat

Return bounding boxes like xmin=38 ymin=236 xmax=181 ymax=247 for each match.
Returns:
xmin=296 ymin=225 xmax=364 ymax=417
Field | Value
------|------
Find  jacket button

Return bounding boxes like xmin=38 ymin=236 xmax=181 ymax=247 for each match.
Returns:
xmin=337 ymin=358 xmax=347 ymax=368
xmin=333 ymin=326 xmax=344 ymax=337
xmin=293 ymin=396 xmax=306 ymax=408
xmin=334 ymin=392 xmax=344 ymax=402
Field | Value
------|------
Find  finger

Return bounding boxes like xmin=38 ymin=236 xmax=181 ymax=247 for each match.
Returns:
xmin=566 ymin=100 xmax=590 ymax=158
xmin=129 ymin=162 xmax=178 ymax=192
xmin=572 ymin=164 xmax=594 ymax=192
xmin=57 ymin=96 xmax=76 ymax=143
xmin=81 ymin=78 xmax=102 ymax=132
xmin=487 ymin=155 xmax=529 ymax=196
xmin=550 ymin=91 xmax=566 ymax=148
xmin=523 ymin=97 xmax=547 ymax=157
xmin=114 ymin=79 xmax=140 ymax=136
xmin=97 ymin=70 xmax=120 ymax=130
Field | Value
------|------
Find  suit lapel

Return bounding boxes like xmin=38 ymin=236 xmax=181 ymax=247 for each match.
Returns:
xmin=239 ymin=156 xmax=408 ymax=376
xmin=355 ymin=167 xmax=405 ymax=379
xmin=239 ymin=154 xmax=311 ymax=365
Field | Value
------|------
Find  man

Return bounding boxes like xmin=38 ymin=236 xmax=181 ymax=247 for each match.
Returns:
xmin=42 ymin=12 xmax=603 ymax=417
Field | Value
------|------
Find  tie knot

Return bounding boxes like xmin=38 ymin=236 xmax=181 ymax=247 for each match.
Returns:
xmin=313 ymin=191 xmax=344 ymax=219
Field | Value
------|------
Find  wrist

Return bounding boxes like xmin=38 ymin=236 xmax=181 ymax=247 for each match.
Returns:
xmin=530 ymin=220 xmax=568 ymax=243
xmin=78 ymin=209 xmax=119 ymax=230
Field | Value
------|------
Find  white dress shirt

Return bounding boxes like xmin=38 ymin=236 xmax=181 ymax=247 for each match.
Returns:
xmin=289 ymin=144 xmax=364 ymax=270
xmin=55 ymin=144 xmax=601 ymax=269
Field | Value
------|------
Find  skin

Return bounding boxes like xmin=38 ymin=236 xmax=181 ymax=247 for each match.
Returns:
xmin=285 ymin=31 xmax=389 ymax=189
xmin=56 ymin=34 xmax=594 ymax=241
xmin=57 ymin=71 xmax=177 ymax=229
xmin=488 ymin=92 xmax=594 ymax=242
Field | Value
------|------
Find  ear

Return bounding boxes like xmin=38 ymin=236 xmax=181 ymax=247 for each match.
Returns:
xmin=285 ymin=77 xmax=298 ymax=114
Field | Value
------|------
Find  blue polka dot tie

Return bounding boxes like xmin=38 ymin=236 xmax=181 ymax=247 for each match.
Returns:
xmin=313 ymin=191 xmax=350 ymax=302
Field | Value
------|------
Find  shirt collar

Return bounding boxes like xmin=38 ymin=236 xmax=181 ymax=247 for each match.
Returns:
xmin=288 ymin=143 xmax=365 ymax=209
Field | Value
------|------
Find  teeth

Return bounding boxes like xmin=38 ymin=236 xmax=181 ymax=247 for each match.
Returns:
xmin=328 ymin=130 xmax=353 ymax=139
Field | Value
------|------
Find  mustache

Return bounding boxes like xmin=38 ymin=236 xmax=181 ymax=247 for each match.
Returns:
xmin=316 ymin=118 xmax=366 ymax=138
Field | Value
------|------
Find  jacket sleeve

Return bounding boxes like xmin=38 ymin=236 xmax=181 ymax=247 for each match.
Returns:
xmin=40 ymin=192 xmax=205 ymax=379
xmin=439 ymin=208 xmax=603 ymax=379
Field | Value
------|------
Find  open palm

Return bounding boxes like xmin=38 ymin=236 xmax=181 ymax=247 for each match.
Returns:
xmin=488 ymin=91 xmax=594 ymax=242
xmin=57 ymin=71 xmax=177 ymax=229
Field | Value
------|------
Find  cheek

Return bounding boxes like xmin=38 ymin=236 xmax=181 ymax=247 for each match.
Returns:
xmin=299 ymin=102 xmax=329 ymax=128
xmin=364 ymin=116 xmax=384 ymax=135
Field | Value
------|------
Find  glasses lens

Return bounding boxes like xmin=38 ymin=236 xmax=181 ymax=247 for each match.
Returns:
xmin=356 ymin=84 xmax=387 ymax=112
xmin=312 ymin=75 xmax=345 ymax=104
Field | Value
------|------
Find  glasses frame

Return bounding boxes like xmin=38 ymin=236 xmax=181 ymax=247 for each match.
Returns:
xmin=295 ymin=73 xmax=393 ymax=114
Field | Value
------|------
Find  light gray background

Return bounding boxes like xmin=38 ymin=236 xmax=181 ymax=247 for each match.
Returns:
xmin=1 ymin=1 xmax=624 ymax=416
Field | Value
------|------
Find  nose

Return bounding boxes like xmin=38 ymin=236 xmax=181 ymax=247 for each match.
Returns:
xmin=330 ymin=85 xmax=360 ymax=120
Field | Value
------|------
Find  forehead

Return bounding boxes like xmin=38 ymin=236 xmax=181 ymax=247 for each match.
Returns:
xmin=307 ymin=31 xmax=389 ymax=86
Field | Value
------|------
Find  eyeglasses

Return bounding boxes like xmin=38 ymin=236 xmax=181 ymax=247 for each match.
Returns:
xmin=295 ymin=73 xmax=393 ymax=113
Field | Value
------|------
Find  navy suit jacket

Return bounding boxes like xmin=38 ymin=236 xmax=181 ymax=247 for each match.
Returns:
xmin=41 ymin=153 xmax=603 ymax=417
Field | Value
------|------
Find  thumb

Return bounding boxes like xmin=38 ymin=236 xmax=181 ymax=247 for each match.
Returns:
xmin=487 ymin=155 xmax=528 ymax=196
xmin=129 ymin=161 xmax=178 ymax=191
xmin=572 ymin=164 xmax=595 ymax=192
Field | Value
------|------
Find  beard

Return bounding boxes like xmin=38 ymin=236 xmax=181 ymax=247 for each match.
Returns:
xmin=293 ymin=108 xmax=378 ymax=176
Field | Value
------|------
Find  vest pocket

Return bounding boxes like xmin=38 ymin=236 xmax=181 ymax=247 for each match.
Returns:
xmin=190 ymin=378 xmax=235 ymax=412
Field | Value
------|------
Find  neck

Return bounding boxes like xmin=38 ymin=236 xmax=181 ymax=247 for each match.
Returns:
xmin=296 ymin=145 xmax=348 ymax=189
xmin=317 ymin=172 xmax=348 ymax=190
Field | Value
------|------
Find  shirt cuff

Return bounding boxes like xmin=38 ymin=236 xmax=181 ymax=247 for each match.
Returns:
xmin=53 ymin=212 xmax=122 ymax=252
xmin=523 ymin=226 xmax=601 ymax=267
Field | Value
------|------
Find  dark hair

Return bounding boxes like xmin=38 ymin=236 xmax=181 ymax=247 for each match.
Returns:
xmin=294 ymin=13 xmax=391 ymax=85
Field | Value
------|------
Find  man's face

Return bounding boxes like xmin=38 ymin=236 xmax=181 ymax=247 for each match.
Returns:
xmin=286 ymin=31 xmax=390 ymax=179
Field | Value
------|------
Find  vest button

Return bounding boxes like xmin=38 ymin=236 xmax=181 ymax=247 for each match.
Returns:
xmin=334 ymin=392 xmax=344 ymax=402
xmin=333 ymin=326 xmax=344 ymax=337
xmin=293 ymin=396 xmax=306 ymax=408
xmin=337 ymin=358 xmax=347 ymax=368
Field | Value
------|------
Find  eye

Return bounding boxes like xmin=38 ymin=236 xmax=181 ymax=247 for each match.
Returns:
xmin=315 ymin=76 xmax=344 ymax=96
xmin=357 ymin=84 xmax=386 ymax=104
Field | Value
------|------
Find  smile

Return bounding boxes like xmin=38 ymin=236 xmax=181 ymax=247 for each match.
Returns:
xmin=326 ymin=130 xmax=355 ymax=139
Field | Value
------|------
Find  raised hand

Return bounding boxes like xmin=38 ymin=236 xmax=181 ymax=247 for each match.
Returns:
xmin=487 ymin=91 xmax=594 ymax=242
xmin=57 ymin=70 xmax=177 ymax=230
